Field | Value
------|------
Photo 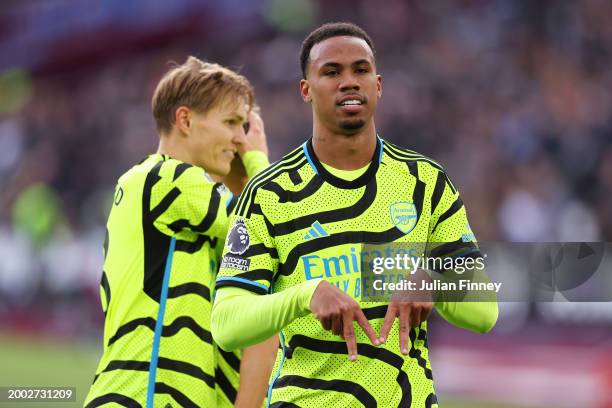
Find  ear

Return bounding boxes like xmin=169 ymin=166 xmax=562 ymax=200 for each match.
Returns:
xmin=300 ymin=79 xmax=311 ymax=103
xmin=376 ymin=74 xmax=382 ymax=98
xmin=174 ymin=106 xmax=191 ymax=135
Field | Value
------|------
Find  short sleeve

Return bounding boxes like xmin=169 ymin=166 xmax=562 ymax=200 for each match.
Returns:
xmin=216 ymin=191 xmax=278 ymax=295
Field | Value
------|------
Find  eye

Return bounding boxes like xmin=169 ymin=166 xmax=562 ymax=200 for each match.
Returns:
xmin=324 ymin=70 xmax=338 ymax=76
xmin=356 ymin=67 xmax=369 ymax=74
xmin=225 ymin=119 xmax=239 ymax=126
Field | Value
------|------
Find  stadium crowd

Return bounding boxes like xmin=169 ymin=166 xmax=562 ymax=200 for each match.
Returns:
xmin=0 ymin=0 xmax=611 ymax=332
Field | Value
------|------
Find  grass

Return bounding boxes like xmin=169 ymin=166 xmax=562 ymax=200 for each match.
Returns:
xmin=0 ymin=332 xmax=101 ymax=407
xmin=0 ymin=332 xmax=530 ymax=408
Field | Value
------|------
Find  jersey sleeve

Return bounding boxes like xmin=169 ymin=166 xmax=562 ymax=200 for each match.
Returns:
xmin=426 ymin=171 xmax=480 ymax=263
xmin=215 ymin=188 xmax=278 ymax=294
xmin=427 ymin=169 xmax=498 ymax=333
xmin=241 ymin=150 xmax=270 ymax=178
xmin=212 ymin=186 xmax=322 ymax=351
xmin=151 ymin=162 xmax=234 ymax=241
xmin=212 ymin=282 xmax=320 ymax=351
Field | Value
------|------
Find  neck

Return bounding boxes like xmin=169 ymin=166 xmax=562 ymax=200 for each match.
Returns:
xmin=311 ymin=119 xmax=377 ymax=170
xmin=157 ymin=130 xmax=193 ymax=165
xmin=156 ymin=130 xmax=223 ymax=180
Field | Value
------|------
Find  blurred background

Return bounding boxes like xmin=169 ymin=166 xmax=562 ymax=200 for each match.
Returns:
xmin=1 ymin=0 xmax=611 ymax=407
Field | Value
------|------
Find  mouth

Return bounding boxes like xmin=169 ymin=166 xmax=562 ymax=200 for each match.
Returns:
xmin=336 ymin=95 xmax=366 ymax=114
xmin=223 ymin=148 xmax=237 ymax=159
xmin=336 ymin=95 xmax=365 ymax=107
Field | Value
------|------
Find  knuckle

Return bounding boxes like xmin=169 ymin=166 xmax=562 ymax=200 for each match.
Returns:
xmin=340 ymin=304 xmax=352 ymax=314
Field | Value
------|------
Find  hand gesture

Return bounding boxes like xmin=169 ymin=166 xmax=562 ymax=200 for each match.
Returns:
xmin=378 ymin=269 xmax=433 ymax=354
xmin=310 ymin=281 xmax=380 ymax=361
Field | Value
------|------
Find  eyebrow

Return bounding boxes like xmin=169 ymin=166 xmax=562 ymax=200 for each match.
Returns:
xmin=227 ymin=113 xmax=246 ymax=122
xmin=319 ymin=59 xmax=372 ymax=71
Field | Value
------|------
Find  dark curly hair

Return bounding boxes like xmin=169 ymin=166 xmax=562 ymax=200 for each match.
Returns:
xmin=300 ymin=22 xmax=376 ymax=79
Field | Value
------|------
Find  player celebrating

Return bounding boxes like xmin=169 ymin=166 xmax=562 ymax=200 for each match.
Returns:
xmin=212 ymin=23 xmax=498 ymax=407
xmin=85 ymin=57 xmax=270 ymax=408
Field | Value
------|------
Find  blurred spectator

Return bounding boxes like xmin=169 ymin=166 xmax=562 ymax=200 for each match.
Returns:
xmin=1 ymin=0 xmax=611 ymax=330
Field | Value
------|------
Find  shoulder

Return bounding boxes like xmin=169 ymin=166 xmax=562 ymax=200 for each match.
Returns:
xmin=119 ymin=155 xmax=221 ymax=199
xmin=382 ymin=140 xmax=444 ymax=173
xmin=234 ymin=144 xmax=310 ymax=217
xmin=381 ymin=140 xmax=456 ymax=191
xmin=146 ymin=155 xmax=219 ymax=191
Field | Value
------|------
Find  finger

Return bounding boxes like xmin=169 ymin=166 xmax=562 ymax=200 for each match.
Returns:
xmin=355 ymin=310 xmax=380 ymax=346
xmin=247 ymin=111 xmax=263 ymax=131
xmin=331 ymin=315 xmax=343 ymax=337
xmin=420 ymin=303 xmax=432 ymax=324
xmin=378 ymin=305 xmax=396 ymax=344
xmin=343 ymin=313 xmax=358 ymax=361
xmin=399 ymin=306 xmax=410 ymax=355
xmin=410 ymin=305 xmax=422 ymax=328
xmin=321 ymin=317 xmax=332 ymax=331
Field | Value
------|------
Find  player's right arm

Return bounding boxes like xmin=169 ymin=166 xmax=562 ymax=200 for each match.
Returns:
xmin=213 ymin=281 xmax=379 ymax=359
xmin=211 ymin=187 xmax=379 ymax=359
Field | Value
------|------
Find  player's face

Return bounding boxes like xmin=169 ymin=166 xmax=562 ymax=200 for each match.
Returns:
xmin=187 ymin=99 xmax=248 ymax=177
xmin=301 ymin=36 xmax=381 ymax=135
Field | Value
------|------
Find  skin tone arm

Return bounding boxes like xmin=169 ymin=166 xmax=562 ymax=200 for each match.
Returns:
xmin=235 ymin=335 xmax=279 ymax=408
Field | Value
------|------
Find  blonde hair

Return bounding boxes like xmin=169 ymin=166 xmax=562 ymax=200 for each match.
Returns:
xmin=152 ymin=56 xmax=254 ymax=134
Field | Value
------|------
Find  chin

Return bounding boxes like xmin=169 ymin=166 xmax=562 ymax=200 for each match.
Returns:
xmin=216 ymin=166 xmax=231 ymax=177
xmin=203 ymin=164 xmax=229 ymax=179
xmin=339 ymin=119 xmax=366 ymax=133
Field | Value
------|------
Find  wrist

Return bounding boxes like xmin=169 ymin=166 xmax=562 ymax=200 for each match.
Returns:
xmin=304 ymin=279 xmax=325 ymax=312
xmin=241 ymin=149 xmax=268 ymax=159
xmin=241 ymin=150 xmax=270 ymax=178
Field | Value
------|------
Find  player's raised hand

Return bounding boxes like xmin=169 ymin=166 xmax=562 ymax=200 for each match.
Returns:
xmin=310 ymin=280 xmax=380 ymax=361
xmin=222 ymin=106 xmax=268 ymax=194
xmin=236 ymin=107 xmax=268 ymax=156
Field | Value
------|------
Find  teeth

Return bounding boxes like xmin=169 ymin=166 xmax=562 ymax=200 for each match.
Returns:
xmin=341 ymin=100 xmax=362 ymax=106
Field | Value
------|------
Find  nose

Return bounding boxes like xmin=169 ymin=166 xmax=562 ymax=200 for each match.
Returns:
xmin=339 ymin=72 xmax=360 ymax=92
xmin=232 ymin=126 xmax=246 ymax=144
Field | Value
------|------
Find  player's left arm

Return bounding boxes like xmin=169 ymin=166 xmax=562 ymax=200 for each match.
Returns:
xmin=425 ymin=171 xmax=498 ymax=333
xmin=234 ymin=335 xmax=279 ymax=408
xmin=379 ymin=170 xmax=498 ymax=352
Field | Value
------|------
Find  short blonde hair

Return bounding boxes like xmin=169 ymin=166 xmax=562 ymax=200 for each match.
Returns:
xmin=152 ymin=56 xmax=254 ymax=134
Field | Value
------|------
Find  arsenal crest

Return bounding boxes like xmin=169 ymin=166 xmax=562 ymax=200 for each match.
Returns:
xmin=390 ymin=202 xmax=418 ymax=234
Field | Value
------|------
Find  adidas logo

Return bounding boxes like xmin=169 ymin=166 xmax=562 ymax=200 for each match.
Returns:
xmin=304 ymin=221 xmax=329 ymax=240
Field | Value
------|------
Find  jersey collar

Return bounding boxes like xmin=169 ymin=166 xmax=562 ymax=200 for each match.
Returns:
xmin=303 ymin=136 xmax=383 ymax=189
